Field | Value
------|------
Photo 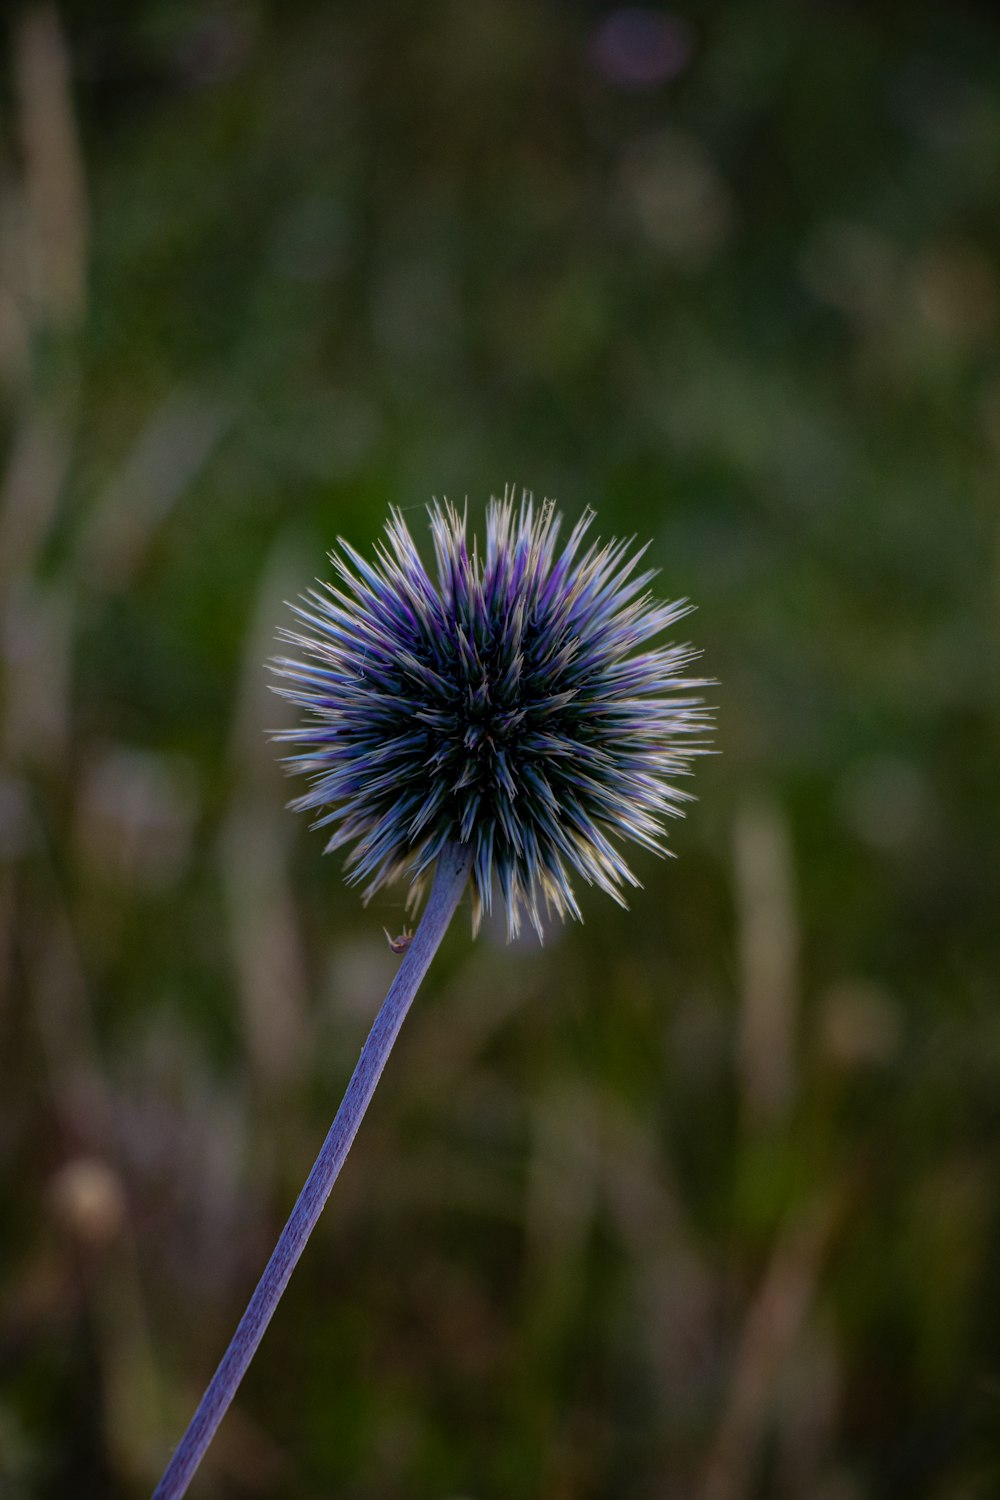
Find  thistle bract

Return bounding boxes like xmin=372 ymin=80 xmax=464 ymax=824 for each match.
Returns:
xmin=273 ymin=490 xmax=710 ymax=937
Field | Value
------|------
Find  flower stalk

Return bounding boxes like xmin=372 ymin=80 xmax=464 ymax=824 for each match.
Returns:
xmin=151 ymin=839 xmax=473 ymax=1500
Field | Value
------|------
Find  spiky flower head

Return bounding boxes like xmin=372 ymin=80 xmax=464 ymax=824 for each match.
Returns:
xmin=272 ymin=489 xmax=710 ymax=938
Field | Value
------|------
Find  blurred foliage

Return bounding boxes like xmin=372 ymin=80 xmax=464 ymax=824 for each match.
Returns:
xmin=1 ymin=1 xmax=999 ymax=1497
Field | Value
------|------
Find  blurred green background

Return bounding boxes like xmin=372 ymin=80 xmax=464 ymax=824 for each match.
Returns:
xmin=2 ymin=1 xmax=999 ymax=1496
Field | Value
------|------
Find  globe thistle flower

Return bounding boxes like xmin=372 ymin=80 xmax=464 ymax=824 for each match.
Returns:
xmin=152 ymin=490 xmax=711 ymax=1500
xmin=272 ymin=489 xmax=710 ymax=938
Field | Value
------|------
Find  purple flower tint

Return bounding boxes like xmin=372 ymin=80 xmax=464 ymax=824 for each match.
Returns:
xmin=590 ymin=8 xmax=693 ymax=91
xmin=272 ymin=489 xmax=711 ymax=939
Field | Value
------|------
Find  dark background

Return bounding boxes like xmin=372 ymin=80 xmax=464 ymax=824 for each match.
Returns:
xmin=1 ymin=2 xmax=999 ymax=1497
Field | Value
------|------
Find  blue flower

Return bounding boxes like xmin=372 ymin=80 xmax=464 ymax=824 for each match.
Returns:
xmin=272 ymin=489 xmax=710 ymax=938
